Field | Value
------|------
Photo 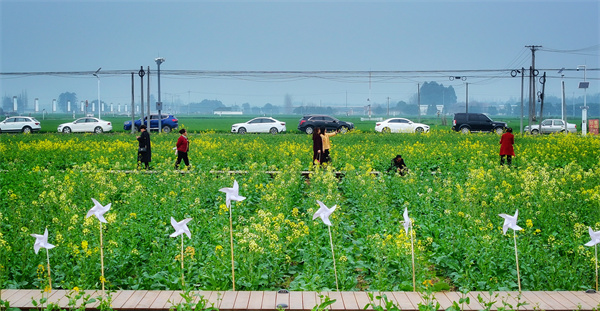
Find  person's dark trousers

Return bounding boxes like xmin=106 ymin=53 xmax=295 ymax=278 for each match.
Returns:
xmin=175 ymin=151 xmax=190 ymax=169
xmin=500 ymin=155 xmax=512 ymax=166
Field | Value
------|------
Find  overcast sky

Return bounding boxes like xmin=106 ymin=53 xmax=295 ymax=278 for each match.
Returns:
xmin=1 ymin=0 xmax=598 ymax=112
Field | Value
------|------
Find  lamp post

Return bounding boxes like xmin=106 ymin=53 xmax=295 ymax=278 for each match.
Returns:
xmin=155 ymin=57 xmax=165 ymax=132
xmin=577 ymin=65 xmax=588 ymax=135
xmin=558 ymin=68 xmax=567 ymax=135
xmin=93 ymin=68 xmax=101 ymax=119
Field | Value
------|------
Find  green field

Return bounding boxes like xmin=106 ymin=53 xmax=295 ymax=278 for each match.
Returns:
xmin=1 ymin=121 xmax=599 ymax=293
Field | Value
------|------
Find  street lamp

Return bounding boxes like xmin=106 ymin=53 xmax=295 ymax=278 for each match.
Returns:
xmin=577 ymin=65 xmax=588 ymax=135
xmin=558 ymin=68 xmax=567 ymax=135
xmin=93 ymin=67 xmax=101 ymax=119
xmin=155 ymin=58 xmax=165 ymax=132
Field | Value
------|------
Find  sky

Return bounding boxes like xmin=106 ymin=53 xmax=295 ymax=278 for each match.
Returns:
xmin=1 ymin=0 xmax=599 ymax=113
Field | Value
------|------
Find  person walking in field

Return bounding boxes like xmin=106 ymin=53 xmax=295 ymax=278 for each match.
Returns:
xmin=137 ymin=125 xmax=151 ymax=169
xmin=175 ymin=128 xmax=190 ymax=170
xmin=312 ymin=127 xmax=323 ymax=165
xmin=320 ymin=127 xmax=339 ymax=164
xmin=499 ymin=127 xmax=515 ymax=166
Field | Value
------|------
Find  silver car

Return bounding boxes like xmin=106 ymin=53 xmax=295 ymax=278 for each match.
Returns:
xmin=0 ymin=116 xmax=41 ymax=133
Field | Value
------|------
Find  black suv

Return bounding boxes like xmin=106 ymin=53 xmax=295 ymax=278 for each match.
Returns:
xmin=297 ymin=115 xmax=354 ymax=134
xmin=452 ymin=113 xmax=507 ymax=134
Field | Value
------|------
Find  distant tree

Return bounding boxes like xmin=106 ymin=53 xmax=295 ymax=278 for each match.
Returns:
xmin=420 ymin=82 xmax=457 ymax=115
xmin=2 ymin=96 xmax=11 ymax=113
xmin=58 ymin=92 xmax=78 ymax=113
xmin=488 ymin=106 xmax=498 ymax=115
xmin=242 ymin=103 xmax=251 ymax=113
xmin=187 ymin=99 xmax=224 ymax=114
xmin=2 ymin=92 xmax=28 ymax=114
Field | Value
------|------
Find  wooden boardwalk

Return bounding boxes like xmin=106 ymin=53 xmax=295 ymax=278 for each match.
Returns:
xmin=1 ymin=289 xmax=599 ymax=311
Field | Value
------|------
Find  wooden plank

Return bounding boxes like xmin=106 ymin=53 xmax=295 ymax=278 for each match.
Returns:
xmin=122 ymin=290 xmax=149 ymax=309
xmin=111 ymin=290 xmax=136 ymax=309
xmin=276 ymin=291 xmax=290 ymax=309
xmin=389 ymin=291 xmax=415 ymax=310
xmin=352 ymin=292 xmax=372 ymax=310
xmin=569 ymin=291 xmax=600 ymax=309
xmin=247 ymin=291 xmax=264 ymax=311
xmin=1 ymin=289 xmax=21 ymax=301
xmin=508 ymin=291 xmax=538 ymax=310
xmin=433 ymin=292 xmax=454 ymax=310
xmin=471 ymin=290 xmax=505 ymax=310
xmin=10 ymin=289 xmax=43 ymax=308
xmin=529 ymin=291 xmax=572 ymax=311
xmin=134 ymin=290 xmax=159 ymax=309
xmin=340 ymin=292 xmax=360 ymax=310
xmin=149 ymin=290 xmax=175 ymax=309
xmin=167 ymin=290 xmax=186 ymax=306
xmin=553 ymin=291 xmax=595 ymax=310
xmin=262 ymin=291 xmax=277 ymax=309
xmin=445 ymin=291 xmax=484 ymax=311
xmin=220 ymin=291 xmax=239 ymax=311
xmin=87 ymin=290 xmax=111 ymax=309
xmin=47 ymin=289 xmax=69 ymax=308
xmin=194 ymin=291 xmax=216 ymax=308
xmin=302 ymin=291 xmax=318 ymax=310
xmin=289 ymin=291 xmax=304 ymax=311
xmin=403 ymin=291 xmax=425 ymax=310
xmin=326 ymin=291 xmax=344 ymax=310
xmin=233 ymin=291 xmax=251 ymax=310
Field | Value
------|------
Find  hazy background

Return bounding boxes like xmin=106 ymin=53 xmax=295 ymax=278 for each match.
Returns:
xmin=1 ymin=0 xmax=598 ymax=115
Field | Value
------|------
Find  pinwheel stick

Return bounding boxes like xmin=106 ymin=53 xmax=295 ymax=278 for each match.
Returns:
xmin=595 ymin=245 xmax=598 ymax=292
xmin=45 ymin=248 xmax=52 ymax=290
xmin=328 ymin=226 xmax=339 ymax=291
xmin=229 ymin=205 xmax=236 ymax=291
xmin=181 ymin=235 xmax=185 ymax=287
xmin=513 ymin=232 xmax=521 ymax=292
xmin=409 ymin=224 xmax=416 ymax=292
xmin=100 ymin=222 xmax=105 ymax=293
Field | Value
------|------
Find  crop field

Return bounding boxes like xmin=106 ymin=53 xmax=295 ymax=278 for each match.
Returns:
xmin=0 ymin=127 xmax=599 ymax=293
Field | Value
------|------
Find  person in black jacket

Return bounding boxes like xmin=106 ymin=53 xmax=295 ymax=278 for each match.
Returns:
xmin=389 ymin=154 xmax=407 ymax=175
xmin=137 ymin=125 xmax=152 ymax=169
xmin=312 ymin=127 xmax=323 ymax=165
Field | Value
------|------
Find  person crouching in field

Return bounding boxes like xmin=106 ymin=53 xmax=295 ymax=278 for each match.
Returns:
xmin=320 ymin=127 xmax=339 ymax=164
xmin=499 ymin=127 xmax=515 ymax=166
xmin=175 ymin=128 xmax=190 ymax=170
xmin=388 ymin=154 xmax=408 ymax=176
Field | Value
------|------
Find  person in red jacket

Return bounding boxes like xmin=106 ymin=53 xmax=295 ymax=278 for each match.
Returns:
xmin=175 ymin=129 xmax=190 ymax=170
xmin=499 ymin=127 xmax=515 ymax=166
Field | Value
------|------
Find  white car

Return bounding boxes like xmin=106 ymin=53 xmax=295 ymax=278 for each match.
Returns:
xmin=0 ymin=116 xmax=42 ymax=134
xmin=375 ymin=118 xmax=430 ymax=133
xmin=524 ymin=119 xmax=577 ymax=134
xmin=0 ymin=116 xmax=41 ymax=133
xmin=58 ymin=117 xmax=113 ymax=133
xmin=231 ymin=117 xmax=286 ymax=134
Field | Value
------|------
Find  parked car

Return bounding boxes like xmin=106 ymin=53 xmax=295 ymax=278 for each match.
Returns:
xmin=297 ymin=115 xmax=354 ymax=134
xmin=58 ymin=117 xmax=113 ymax=133
xmin=123 ymin=114 xmax=178 ymax=133
xmin=231 ymin=117 xmax=286 ymax=134
xmin=524 ymin=119 xmax=576 ymax=134
xmin=0 ymin=116 xmax=41 ymax=133
xmin=375 ymin=118 xmax=430 ymax=133
xmin=452 ymin=112 xmax=507 ymax=134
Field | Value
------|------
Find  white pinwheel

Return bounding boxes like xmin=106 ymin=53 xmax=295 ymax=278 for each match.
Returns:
xmin=219 ymin=180 xmax=246 ymax=208
xmin=86 ymin=198 xmax=111 ymax=223
xmin=402 ymin=207 xmax=411 ymax=235
xmin=585 ymin=227 xmax=600 ymax=247
xmin=313 ymin=200 xmax=337 ymax=226
xmin=170 ymin=217 xmax=192 ymax=239
xmin=499 ymin=209 xmax=523 ymax=234
xmin=31 ymin=228 xmax=55 ymax=254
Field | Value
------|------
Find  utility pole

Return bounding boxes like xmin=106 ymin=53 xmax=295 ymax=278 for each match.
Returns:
xmin=526 ymin=45 xmax=542 ymax=130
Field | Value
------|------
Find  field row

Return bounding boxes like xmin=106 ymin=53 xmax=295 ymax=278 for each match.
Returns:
xmin=0 ymin=132 xmax=599 ymax=292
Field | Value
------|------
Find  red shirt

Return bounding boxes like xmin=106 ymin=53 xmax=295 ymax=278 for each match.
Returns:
xmin=499 ymin=132 xmax=515 ymax=156
xmin=176 ymin=135 xmax=189 ymax=152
